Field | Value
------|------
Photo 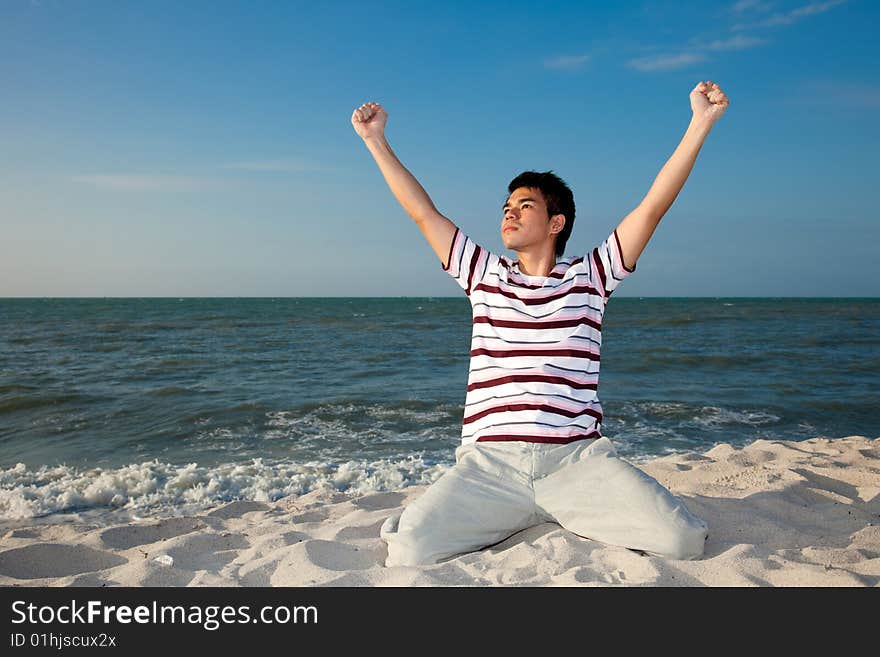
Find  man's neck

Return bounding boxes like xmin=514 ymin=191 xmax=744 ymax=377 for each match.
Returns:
xmin=516 ymin=248 xmax=558 ymax=277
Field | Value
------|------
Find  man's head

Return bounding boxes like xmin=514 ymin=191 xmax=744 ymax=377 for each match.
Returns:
xmin=501 ymin=171 xmax=575 ymax=258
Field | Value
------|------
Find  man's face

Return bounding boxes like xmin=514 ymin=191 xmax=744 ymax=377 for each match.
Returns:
xmin=500 ymin=187 xmax=564 ymax=253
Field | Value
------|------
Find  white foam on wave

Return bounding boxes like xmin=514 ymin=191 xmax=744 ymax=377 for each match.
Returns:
xmin=632 ymin=402 xmax=779 ymax=427
xmin=691 ymin=406 xmax=780 ymax=427
xmin=0 ymin=455 xmax=449 ymax=522
xmin=363 ymin=404 xmax=453 ymax=422
xmin=263 ymin=404 xmax=456 ymax=441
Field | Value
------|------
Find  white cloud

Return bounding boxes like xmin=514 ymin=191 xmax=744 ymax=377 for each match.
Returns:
xmin=70 ymin=158 xmax=334 ymax=192
xmin=730 ymin=0 xmax=775 ymax=13
xmin=544 ymin=54 xmax=591 ymax=71
xmin=71 ymin=174 xmax=216 ymax=192
xmin=221 ymin=158 xmax=337 ymax=173
xmin=627 ymin=52 xmax=706 ymax=73
xmin=733 ymin=0 xmax=846 ymax=30
xmin=702 ymin=35 xmax=767 ymax=51
xmin=618 ymin=33 xmax=765 ymax=75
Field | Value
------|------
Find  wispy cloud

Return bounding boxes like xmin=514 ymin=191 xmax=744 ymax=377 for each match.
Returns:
xmin=732 ymin=0 xmax=846 ymax=31
xmin=71 ymin=174 xmax=217 ymax=192
xmin=221 ymin=158 xmax=337 ymax=173
xmin=625 ymin=34 xmax=765 ymax=73
xmin=702 ymin=34 xmax=767 ymax=51
xmin=730 ymin=0 xmax=775 ymax=13
xmin=618 ymin=0 xmax=840 ymax=74
xmin=544 ymin=54 xmax=591 ymax=71
xmin=627 ymin=52 xmax=707 ymax=73
xmin=71 ymin=158 xmax=336 ymax=191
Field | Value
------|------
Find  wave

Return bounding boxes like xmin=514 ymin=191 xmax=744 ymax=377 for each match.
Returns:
xmin=0 ymin=455 xmax=449 ymax=522
xmin=620 ymin=401 xmax=781 ymax=428
xmin=0 ymin=393 xmax=91 ymax=414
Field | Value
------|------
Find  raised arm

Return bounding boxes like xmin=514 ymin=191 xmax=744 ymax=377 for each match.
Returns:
xmin=351 ymin=101 xmax=458 ymax=268
xmin=615 ymin=81 xmax=730 ymax=270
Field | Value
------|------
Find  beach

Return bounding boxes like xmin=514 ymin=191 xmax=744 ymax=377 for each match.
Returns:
xmin=1 ymin=434 xmax=877 ymax=587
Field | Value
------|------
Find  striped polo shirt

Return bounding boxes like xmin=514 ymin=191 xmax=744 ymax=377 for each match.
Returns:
xmin=442 ymin=225 xmax=636 ymax=446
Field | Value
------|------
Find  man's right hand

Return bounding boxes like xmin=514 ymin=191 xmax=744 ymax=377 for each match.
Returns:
xmin=351 ymin=101 xmax=387 ymax=140
xmin=351 ymin=99 xmax=458 ymax=268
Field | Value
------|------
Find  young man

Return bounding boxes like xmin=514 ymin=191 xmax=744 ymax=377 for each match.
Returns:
xmin=351 ymin=81 xmax=730 ymax=567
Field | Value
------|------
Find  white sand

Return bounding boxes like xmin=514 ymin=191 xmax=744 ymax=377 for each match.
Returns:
xmin=1 ymin=435 xmax=878 ymax=587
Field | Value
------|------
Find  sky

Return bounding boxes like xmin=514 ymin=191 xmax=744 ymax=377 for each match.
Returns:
xmin=1 ymin=0 xmax=878 ymax=297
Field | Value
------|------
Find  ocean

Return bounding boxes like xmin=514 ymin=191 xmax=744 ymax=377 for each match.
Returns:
xmin=1 ymin=297 xmax=877 ymax=526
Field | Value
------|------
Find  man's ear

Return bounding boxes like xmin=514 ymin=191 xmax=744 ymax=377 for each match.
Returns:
xmin=550 ymin=214 xmax=566 ymax=235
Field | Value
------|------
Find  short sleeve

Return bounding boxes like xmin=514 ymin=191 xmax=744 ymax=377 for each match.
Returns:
xmin=590 ymin=227 xmax=636 ymax=301
xmin=441 ymin=226 xmax=493 ymax=297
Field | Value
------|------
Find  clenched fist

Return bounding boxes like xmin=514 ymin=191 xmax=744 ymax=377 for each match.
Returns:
xmin=351 ymin=101 xmax=388 ymax=140
xmin=690 ymin=81 xmax=729 ymax=124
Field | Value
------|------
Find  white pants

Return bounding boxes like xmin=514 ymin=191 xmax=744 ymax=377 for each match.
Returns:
xmin=380 ymin=436 xmax=708 ymax=566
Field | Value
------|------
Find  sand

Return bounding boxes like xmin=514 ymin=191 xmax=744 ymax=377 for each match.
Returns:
xmin=1 ymin=435 xmax=878 ymax=587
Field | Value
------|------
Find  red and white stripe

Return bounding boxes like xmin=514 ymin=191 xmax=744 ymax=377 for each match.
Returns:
xmin=442 ymin=224 xmax=635 ymax=445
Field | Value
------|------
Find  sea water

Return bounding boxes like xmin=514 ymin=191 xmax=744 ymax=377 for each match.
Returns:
xmin=1 ymin=297 xmax=877 ymax=524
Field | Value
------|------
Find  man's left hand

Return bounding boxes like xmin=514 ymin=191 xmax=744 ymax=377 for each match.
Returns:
xmin=690 ymin=81 xmax=730 ymax=124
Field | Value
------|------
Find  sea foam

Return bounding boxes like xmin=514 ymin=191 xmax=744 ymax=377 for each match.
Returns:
xmin=0 ymin=455 xmax=448 ymax=523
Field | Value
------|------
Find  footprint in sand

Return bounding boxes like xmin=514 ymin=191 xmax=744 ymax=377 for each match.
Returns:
xmin=100 ymin=517 xmax=204 ymax=550
xmin=206 ymin=501 xmax=271 ymax=520
xmin=319 ymin=573 xmax=373 ymax=586
xmin=163 ymin=533 xmax=251 ymax=571
xmin=290 ymin=508 xmax=332 ymax=524
xmin=303 ymin=539 xmax=376 ymax=571
xmin=351 ymin=492 xmax=406 ymax=511
xmin=0 ymin=543 xmax=126 ymax=580
xmin=3 ymin=528 xmax=40 ymax=540
xmin=334 ymin=517 xmax=387 ymax=540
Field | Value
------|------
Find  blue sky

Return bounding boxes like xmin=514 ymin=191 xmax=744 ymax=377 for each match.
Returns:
xmin=2 ymin=0 xmax=877 ymax=297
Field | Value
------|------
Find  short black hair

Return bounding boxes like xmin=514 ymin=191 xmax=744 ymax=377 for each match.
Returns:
xmin=506 ymin=170 xmax=575 ymax=257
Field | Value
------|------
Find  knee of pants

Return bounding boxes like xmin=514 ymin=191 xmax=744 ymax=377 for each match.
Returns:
xmin=647 ymin=519 xmax=709 ymax=561
xmin=380 ymin=512 xmax=449 ymax=567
